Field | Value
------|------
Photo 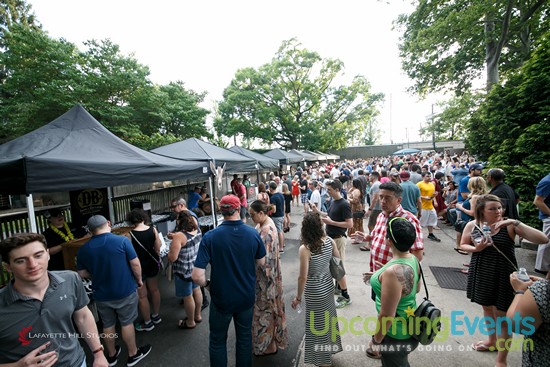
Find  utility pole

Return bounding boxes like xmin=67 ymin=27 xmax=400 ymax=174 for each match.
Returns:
xmin=431 ymin=104 xmax=436 ymax=151
xmin=426 ymin=105 xmax=437 ymax=151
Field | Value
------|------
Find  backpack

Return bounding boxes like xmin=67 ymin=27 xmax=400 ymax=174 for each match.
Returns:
xmin=412 ymin=261 xmax=442 ymax=345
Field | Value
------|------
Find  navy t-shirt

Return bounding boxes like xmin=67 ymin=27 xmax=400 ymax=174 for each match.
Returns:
xmin=76 ymin=233 xmax=137 ymax=301
xmin=194 ymin=220 xmax=266 ymax=314
xmin=270 ymin=192 xmax=285 ymax=218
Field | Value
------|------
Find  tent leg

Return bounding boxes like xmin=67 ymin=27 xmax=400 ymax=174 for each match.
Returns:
xmin=209 ymin=176 xmax=217 ymax=228
xmin=107 ymin=187 xmax=115 ymax=224
xmin=26 ymin=195 xmax=38 ymax=233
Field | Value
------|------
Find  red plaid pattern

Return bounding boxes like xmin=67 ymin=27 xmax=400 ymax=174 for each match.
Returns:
xmin=369 ymin=205 xmax=424 ymax=271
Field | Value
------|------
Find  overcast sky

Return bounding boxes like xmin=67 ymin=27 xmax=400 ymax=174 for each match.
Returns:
xmin=30 ymin=0 xmax=440 ymax=146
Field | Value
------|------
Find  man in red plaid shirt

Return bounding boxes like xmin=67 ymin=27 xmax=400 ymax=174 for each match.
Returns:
xmin=354 ymin=182 xmax=424 ymax=272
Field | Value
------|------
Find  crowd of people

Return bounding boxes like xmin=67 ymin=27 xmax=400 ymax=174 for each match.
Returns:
xmin=1 ymin=151 xmax=549 ymax=367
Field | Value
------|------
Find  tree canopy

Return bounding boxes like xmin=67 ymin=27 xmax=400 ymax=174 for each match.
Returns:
xmin=214 ymin=39 xmax=383 ymax=151
xmin=466 ymin=33 xmax=550 ymax=226
xmin=396 ymin=0 xmax=549 ymax=95
xmin=0 ymin=24 xmax=210 ymax=148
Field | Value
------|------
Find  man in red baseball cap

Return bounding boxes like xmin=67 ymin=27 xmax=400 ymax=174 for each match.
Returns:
xmin=192 ymin=195 xmax=266 ymax=366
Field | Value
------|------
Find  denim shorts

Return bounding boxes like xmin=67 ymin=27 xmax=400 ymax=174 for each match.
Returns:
xmin=96 ymin=291 xmax=138 ymax=328
xmin=175 ymin=275 xmax=199 ymax=297
xmin=272 ymin=217 xmax=284 ymax=233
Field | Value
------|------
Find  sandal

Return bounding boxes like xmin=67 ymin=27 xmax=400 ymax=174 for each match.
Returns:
xmin=177 ymin=318 xmax=196 ymax=329
xmin=359 ymin=246 xmax=370 ymax=252
xmin=366 ymin=347 xmax=381 ymax=359
xmin=471 ymin=341 xmax=496 ymax=352
xmin=454 ymin=248 xmax=468 ymax=255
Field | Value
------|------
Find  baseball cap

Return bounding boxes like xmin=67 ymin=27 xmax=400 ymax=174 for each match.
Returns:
xmin=470 ymin=163 xmax=483 ymax=171
xmin=87 ymin=215 xmax=108 ymax=231
xmin=399 ymin=171 xmax=411 ymax=180
xmin=220 ymin=195 xmax=240 ymax=210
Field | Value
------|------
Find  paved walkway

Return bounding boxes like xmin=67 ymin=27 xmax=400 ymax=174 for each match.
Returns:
xmin=288 ymin=206 xmax=536 ymax=367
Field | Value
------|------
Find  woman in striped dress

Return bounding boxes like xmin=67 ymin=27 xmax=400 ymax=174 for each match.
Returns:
xmin=460 ymin=194 xmax=547 ymax=367
xmin=292 ymin=213 xmax=342 ymax=366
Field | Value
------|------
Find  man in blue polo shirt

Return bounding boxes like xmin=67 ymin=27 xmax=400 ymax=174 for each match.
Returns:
xmin=192 ymin=195 xmax=266 ymax=367
xmin=0 ymin=233 xmax=108 ymax=367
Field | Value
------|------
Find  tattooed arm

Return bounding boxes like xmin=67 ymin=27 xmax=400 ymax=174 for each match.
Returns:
xmin=373 ymin=264 xmax=410 ymax=343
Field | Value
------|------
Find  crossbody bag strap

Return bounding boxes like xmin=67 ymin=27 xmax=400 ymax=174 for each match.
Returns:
xmin=129 ymin=231 xmax=160 ymax=264
xmin=472 ymin=222 xmax=518 ymax=271
xmin=417 ymin=259 xmax=429 ymax=300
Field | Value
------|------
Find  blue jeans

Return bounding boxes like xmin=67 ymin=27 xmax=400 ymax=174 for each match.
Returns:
xmin=209 ymin=301 xmax=253 ymax=367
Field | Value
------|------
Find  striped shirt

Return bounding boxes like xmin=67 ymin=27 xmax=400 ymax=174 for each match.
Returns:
xmin=369 ymin=205 xmax=424 ymax=272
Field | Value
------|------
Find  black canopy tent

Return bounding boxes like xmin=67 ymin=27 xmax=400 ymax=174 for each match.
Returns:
xmin=263 ymin=148 xmax=304 ymax=165
xmin=228 ymin=146 xmax=279 ymax=170
xmin=0 ymin=105 xmax=207 ymax=231
xmin=151 ymin=138 xmax=258 ymax=173
xmin=152 ymin=139 xmax=259 ymax=226
xmin=289 ymin=149 xmax=318 ymax=164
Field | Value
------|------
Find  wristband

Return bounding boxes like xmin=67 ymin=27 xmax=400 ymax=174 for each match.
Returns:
xmin=513 ymin=220 xmax=521 ymax=227
xmin=92 ymin=345 xmax=104 ymax=354
xmin=514 ymin=291 xmax=525 ymax=295
xmin=372 ymin=336 xmax=382 ymax=345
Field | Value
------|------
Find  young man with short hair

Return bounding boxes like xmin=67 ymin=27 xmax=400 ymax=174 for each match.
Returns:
xmin=0 ymin=233 xmax=109 ymax=367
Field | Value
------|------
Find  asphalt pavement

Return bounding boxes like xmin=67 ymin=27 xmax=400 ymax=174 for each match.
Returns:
xmin=87 ymin=206 xmax=538 ymax=366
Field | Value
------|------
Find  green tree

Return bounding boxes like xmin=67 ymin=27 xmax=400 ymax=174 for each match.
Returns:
xmin=0 ymin=26 xmax=210 ymax=148
xmin=0 ymin=0 xmax=40 ymax=48
xmin=396 ymin=0 xmax=549 ymax=95
xmin=78 ymin=39 xmax=151 ymax=137
xmin=215 ymin=39 xmax=383 ymax=151
xmin=420 ymin=92 xmax=482 ymax=141
xmin=0 ymin=25 xmax=83 ymax=141
xmin=466 ymin=33 xmax=550 ymax=227
xmin=132 ymin=81 xmax=210 ymax=140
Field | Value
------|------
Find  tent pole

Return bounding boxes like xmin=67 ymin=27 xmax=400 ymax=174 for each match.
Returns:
xmin=107 ymin=187 xmax=115 ymax=224
xmin=209 ymin=176 xmax=217 ymax=228
xmin=26 ymin=195 xmax=38 ymax=233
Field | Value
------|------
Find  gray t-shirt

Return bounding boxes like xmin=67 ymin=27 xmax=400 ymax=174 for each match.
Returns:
xmin=369 ymin=181 xmax=382 ymax=210
xmin=0 ymin=271 xmax=89 ymax=366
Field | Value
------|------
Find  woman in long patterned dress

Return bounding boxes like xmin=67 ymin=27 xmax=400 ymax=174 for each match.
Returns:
xmin=460 ymin=194 xmax=547 ymax=367
xmin=348 ymin=178 xmax=364 ymax=242
xmin=292 ymin=212 xmax=343 ymax=366
xmin=249 ymin=200 xmax=288 ymax=356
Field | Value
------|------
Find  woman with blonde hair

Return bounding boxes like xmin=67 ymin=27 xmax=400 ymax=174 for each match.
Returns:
xmin=454 ymin=176 xmax=488 ymax=257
